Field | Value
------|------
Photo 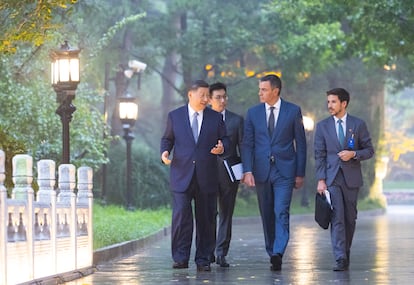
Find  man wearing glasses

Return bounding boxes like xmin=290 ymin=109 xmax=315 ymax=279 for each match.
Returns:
xmin=209 ymin=82 xmax=244 ymax=267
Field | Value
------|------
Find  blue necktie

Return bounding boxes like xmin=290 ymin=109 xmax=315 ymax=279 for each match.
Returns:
xmin=268 ymin=107 xmax=275 ymax=136
xmin=192 ymin=112 xmax=199 ymax=142
xmin=338 ymin=119 xmax=345 ymax=148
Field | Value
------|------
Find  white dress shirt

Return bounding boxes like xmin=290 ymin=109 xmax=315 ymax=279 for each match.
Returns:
xmin=265 ymin=99 xmax=281 ymax=129
xmin=334 ymin=113 xmax=348 ymax=138
xmin=188 ymin=105 xmax=203 ymax=137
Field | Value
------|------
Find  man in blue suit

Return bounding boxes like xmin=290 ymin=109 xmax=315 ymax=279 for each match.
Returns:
xmin=242 ymin=74 xmax=307 ymax=271
xmin=209 ymin=82 xmax=244 ymax=267
xmin=160 ymin=80 xmax=228 ymax=272
xmin=314 ymin=88 xmax=374 ymax=271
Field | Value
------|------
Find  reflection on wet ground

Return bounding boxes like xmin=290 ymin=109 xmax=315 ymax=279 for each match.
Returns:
xmin=66 ymin=205 xmax=414 ymax=285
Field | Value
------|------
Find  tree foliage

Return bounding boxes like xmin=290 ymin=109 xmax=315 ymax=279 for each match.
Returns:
xmin=0 ymin=0 xmax=77 ymax=53
xmin=0 ymin=1 xmax=111 ymax=170
xmin=264 ymin=0 xmax=413 ymax=82
xmin=1 ymin=0 xmax=413 ymax=202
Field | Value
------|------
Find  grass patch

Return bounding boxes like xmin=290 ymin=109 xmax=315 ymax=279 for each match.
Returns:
xmin=93 ymin=203 xmax=171 ymax=250
xmin=383 ymin=180 xmax=414 ymax=190
xmin=234 ymin=194 xmax=260 ymax=217
xmin=358 ymin=197 xmax=386 ymax=210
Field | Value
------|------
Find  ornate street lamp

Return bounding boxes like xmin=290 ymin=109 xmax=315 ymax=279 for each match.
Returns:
xmin=118 ymin=93 xmax=138 ymax=210
xmin=50 ymin=41 xmax=80 ymax=164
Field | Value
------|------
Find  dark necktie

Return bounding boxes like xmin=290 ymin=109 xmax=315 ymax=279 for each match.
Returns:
xmin=338 ymin=119 xmax=345 ymax=148
xmin=192 ymin=112 xmax=199 ymax=142
xmin=268 ymin=107 xmax=275 ymax=136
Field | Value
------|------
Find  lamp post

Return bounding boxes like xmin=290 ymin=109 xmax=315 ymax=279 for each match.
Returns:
xmin=301 ymin=115 xmax=315 ymax=207
xmin=50 ymin=41 xmax=80 ymax=164
xmin=101 ymin=60 xmax=146 ymax=203
xmin=118 ymin=93 xmax=138 ymax=210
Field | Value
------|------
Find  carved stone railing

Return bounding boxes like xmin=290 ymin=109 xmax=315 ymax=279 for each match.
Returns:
xmin=0 ymin=150 xmax=93 ymax=285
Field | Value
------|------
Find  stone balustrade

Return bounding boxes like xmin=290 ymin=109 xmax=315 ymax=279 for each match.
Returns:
xmin=0 ymin=150 xmax=93 ymax=285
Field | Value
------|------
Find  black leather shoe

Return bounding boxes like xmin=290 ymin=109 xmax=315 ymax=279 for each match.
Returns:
xmin=216 ymin=256 xmax=230 ymax=267
xmin=172 ymin=262 xmax=189 ymax=269
xmin=333 ymin=259 xmax=348 ymax=271
xmin=270 ymin=254 xmax=282 ymax=271
xmin=197 ymin=264 xmax=211 ymax=272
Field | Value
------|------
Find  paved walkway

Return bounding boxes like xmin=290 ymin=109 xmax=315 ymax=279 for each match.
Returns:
xmin=66 ymin=205 xmax=414 ymax=285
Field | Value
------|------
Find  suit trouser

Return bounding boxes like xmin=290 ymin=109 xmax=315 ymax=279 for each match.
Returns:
xmin=171 ymin=174 xmax=217 ymax=265
xmin=215 ymin=167 xmax=239 ymax=257
xmin=329 ymin=169 xmax=359 ymax=262
xmin=255 ymin=165 xmax=295 ymax=257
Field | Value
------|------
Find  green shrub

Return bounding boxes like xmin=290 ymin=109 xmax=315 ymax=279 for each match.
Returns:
xmin=105 ymin=141 xmax=170 ymax=209
xmin=0 ymin=127 xmax=26 ymax=194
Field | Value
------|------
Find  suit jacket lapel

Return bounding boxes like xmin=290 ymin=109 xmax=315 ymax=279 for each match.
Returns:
xmin=328 ymin=117 xmax=341 ymax=149
xmin=199 ymin=108 xmax=212 ymax=143
xmin=272 ymin=100 xmax=286 ymax=140
xmin=345 ymin=116 xmax=355 ymax=148
xmin=225 ymin=111 xmax=235 ymax=131
xmin=183 ymin=106 xmax=197 ymax=144
xmin=260 ymin=104 xmax=271 ymax=140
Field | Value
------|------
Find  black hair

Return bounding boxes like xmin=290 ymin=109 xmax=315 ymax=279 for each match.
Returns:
xmin=209 ymin=82 xmax=227 ymax=94
xmin=260 ymin=74 xmax=282 ymax=92
xmin=190 ymin=79 xmax=209 ymax=90
xmin=326 ymin=88 xmax=350 ymax=105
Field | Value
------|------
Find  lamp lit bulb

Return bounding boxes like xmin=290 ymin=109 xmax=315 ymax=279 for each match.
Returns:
xmin=124 ymin=69 xmax=134 ymax=78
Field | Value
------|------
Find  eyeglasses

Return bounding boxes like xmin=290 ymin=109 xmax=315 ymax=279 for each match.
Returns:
xmin=213 ymin=95 xmax=227 ymax=101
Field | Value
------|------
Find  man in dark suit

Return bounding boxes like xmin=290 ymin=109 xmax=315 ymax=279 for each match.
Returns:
xmin=160 ymin=80 xmax=228 ymax=272
xmin=242 ymin=74 xmax=307 ymax=271
xmin=208 ymin=82 xmax=244 ymax=267
xmin=314 ymin=88 xmax=374 ymax=271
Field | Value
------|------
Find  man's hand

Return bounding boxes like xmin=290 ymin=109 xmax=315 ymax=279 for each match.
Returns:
xmin=161 ymin=151 xmax=171 ymax=165
xmin=316 ymin=179 xmax=327 ymax=195
xmin=210 ymin=139 xmax=224 ymax=155
xmin=337 ymin=150 xmax=356 ymax=162
xmin=294 ymin=176 xmax=304 ymax=189
xmin=242 ymin=172 xmax=255 ymax=187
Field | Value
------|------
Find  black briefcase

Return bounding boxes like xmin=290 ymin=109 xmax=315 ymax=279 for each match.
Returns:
xmin=314 ymin=193 xmax=332 ymax=230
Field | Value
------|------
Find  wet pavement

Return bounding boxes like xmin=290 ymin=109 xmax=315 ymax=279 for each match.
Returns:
xmin=66 ymin=205 xmax=414 ymax=285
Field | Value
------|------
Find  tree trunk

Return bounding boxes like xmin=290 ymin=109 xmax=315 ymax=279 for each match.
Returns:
xmin=161 ymin=13 xmax=185 ymax=123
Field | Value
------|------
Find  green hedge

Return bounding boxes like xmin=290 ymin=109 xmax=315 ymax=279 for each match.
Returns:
xmin=104 ymin=141 xmax=170 ymax=209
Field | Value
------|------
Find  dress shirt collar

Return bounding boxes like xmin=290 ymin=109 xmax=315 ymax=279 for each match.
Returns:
xmin=265 ymin=98 xmax=281 ymax=110
xmin=221 ymin=109 xmax=226 ymax=121
xmin=334 ymin=113 xmax=348 ymax=123
xmin=188 ymin=104 xmax=204 ymax=117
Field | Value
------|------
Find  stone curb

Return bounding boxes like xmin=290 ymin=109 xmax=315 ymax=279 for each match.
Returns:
xmin=18 ymin=267 xmax=95 ymax=285
xmin=93 ymin=226 xmax=171 ymax=265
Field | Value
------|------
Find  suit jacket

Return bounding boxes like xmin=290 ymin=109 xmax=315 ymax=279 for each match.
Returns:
xmin=314 ymin=114 xmax=374 ymax=188
xmin=160 ymin=105 xmax=228 ymax=193
xmin=218 ymin=110 xmax=244 ymax=182
xmin=221 ymin=110 xmax=243 ymax=161
xmin=241 ymin=99 xmax=307 ymax=183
